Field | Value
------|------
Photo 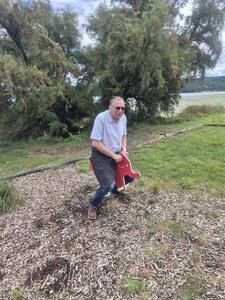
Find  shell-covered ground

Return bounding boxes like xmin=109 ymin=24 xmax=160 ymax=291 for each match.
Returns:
xmin=1 ymin=165 xmax=225 ymax=299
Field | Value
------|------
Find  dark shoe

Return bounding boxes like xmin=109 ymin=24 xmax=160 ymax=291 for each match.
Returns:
xmin=88 ymin=206 xmax=97 ymax=220
xmin=117 ymin=190 xmax=128 ymax=196
xmin=104 ymin=191 xmax=116 ymax=199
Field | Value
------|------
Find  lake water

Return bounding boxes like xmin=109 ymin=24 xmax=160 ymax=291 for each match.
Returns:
xmin=175 ymin=91 xmax=225 ymax=113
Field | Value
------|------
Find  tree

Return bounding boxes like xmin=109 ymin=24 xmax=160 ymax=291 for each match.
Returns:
xmin=0 ymin=0 xmax=87 ymax=139
xmin=84 ymin=1 xmax=185 ymax=118
xmin=83 ymin=0 xmax=225 ymax=119
xmin=181 ymin=0 xmax=225 ymax=77
xmin=113 ymin=0 xmax=225 ymax=78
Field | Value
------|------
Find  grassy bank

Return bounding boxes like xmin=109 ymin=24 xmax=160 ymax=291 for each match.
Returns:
xmin=131 ymin=125 xmax=225 ymax=197
xmin=0 ymin=133 xmax=90 ymax=177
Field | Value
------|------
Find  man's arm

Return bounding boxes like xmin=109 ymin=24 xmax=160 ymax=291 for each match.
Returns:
xmin=121 ymin=135 xmax=127 ymax=150
xmin=91 ymin=140 xmax=122 ymax=162
xmin=121 ymin=135 xmax=129 ymax=156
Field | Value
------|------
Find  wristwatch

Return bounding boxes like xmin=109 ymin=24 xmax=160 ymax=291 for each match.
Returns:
xmin=121 ymin=147 xmax=127 ymax=151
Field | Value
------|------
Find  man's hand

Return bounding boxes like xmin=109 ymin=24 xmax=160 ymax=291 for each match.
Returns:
xmin=113 ymin=153 xmax=122 ymax=162
xmin=120 ymin=149 xmax=129 ymax=156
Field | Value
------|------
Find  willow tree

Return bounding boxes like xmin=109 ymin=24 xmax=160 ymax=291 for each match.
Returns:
xmin=180 ymin=0 xmax=225 ymax=77
xmin=84 ymin=0 xmax=225 ymax=119
xmin=0 ymin=0 xmax=84 ymax=138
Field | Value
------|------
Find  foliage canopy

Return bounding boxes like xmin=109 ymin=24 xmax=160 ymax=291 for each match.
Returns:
xmin=84 ymin=0 xmax=225 ymax=119
xmin=0 ymin=0 xmax=225 ymax=138
xmin=0 ymin=0 xmax=90 ymax=138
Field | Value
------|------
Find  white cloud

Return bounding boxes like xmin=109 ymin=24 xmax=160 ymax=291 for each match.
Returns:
xmin=50 ymin=0 xmax=101 ymax=46
xmin=51 ymin=0 xmax=98 ymax=15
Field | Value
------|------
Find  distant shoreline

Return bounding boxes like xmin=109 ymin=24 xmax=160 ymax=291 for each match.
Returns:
xmin=181 ymin=91 xmax=225 ymax=98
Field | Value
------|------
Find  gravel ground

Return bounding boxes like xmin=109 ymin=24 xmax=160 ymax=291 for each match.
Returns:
xmin=0 ymin=165 xmax=225 ymax=299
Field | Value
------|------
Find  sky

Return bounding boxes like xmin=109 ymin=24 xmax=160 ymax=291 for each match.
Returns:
xmin=50 ymin=0 xmax=225 ymax=77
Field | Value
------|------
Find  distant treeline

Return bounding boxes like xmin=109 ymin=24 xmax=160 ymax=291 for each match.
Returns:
xmin=182 ymin=76 xmax=225 ymax=92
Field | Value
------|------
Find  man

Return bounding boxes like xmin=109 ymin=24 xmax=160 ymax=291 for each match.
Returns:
xmin=88 ymin=96 xmax=134 ymax=220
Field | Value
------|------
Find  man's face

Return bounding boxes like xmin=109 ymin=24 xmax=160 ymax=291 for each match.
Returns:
xmin=109 ymin=99 xmax=125 ymax=120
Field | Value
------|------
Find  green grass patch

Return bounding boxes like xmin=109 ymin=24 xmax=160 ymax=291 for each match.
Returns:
xmin=120 ymin=276 xmax=150 ymax=296
xmin=0 ymin=134 xmax=90 ymax=177
xmin=76 ymin=160 xmax=90 ymax=173
xmin=178 ymin=273 xmax=206 ymax=300
xmin=178 ymin=105 xmax=225 ymax=124
xmin=131 ymin=125 xmax=225 ymax=197
xmin=148 ymin=219 xmax=185 ymax=238
xmin=0 ymin=181 xmax=24 ymax=213
xmin=128 ymin=106 xmax=225 ymax=149
xmin=10 ymin=287 xmax=24 ymax=300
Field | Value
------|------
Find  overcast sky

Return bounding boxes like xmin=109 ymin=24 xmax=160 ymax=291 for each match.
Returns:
xmin=50 ymin=0 xmax=225 ymax=76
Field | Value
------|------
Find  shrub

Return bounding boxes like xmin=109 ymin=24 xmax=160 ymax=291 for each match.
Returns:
xmin=0 ymin=181 xmax=24 ymax=214
xmin=152 ymin=182 xmax=160 ymax=194
xmin=49 ymin=121 xmax=69 ymax=138
xmin=179 ymin=105 xmax=225 ymax=118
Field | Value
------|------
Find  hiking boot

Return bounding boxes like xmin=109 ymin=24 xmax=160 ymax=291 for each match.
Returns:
xmin=88 ymin=206 xmax=97 ymax=220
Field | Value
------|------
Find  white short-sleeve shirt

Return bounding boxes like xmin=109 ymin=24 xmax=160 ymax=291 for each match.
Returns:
xmin=90 ymin=110 xmax=127 ymax=153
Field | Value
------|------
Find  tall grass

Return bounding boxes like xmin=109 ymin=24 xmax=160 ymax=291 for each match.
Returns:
xmin=0 ymin=181 xmax=24 ymax=213
xmin=179 ymin=104 xmax=225 ymax=118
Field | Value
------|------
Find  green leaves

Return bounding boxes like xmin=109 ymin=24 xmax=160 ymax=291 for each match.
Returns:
xmin=182 ymin=0 xmax=225 ymax=76
xmin=85 ymin=0 xmax=182 ymax=116
xmin=84 ymin=0 xmax=225 ymax=120
xmin=0 ymin=0 xmax=225 ymax=139
xmin=0 ymin=0 xmax=83 ymax=138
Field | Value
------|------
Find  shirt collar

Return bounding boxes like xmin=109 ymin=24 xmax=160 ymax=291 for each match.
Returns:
xmin=107 ymin=110 xmax=116 ymax=123
xmin=107 ymin=110 xmax=123 ymax=124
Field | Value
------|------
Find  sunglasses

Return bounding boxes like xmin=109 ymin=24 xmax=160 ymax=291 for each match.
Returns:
xmin=110 ymin=105 xmax=125 ymax=111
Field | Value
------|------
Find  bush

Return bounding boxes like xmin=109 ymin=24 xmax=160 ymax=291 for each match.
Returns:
xmin=49 ymin=121 xmax=69 ymax=138
xmin=0 ymin=181 xmax=24 ymax=214
xmin=179 ymin=105 xmax=225 ymax=118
